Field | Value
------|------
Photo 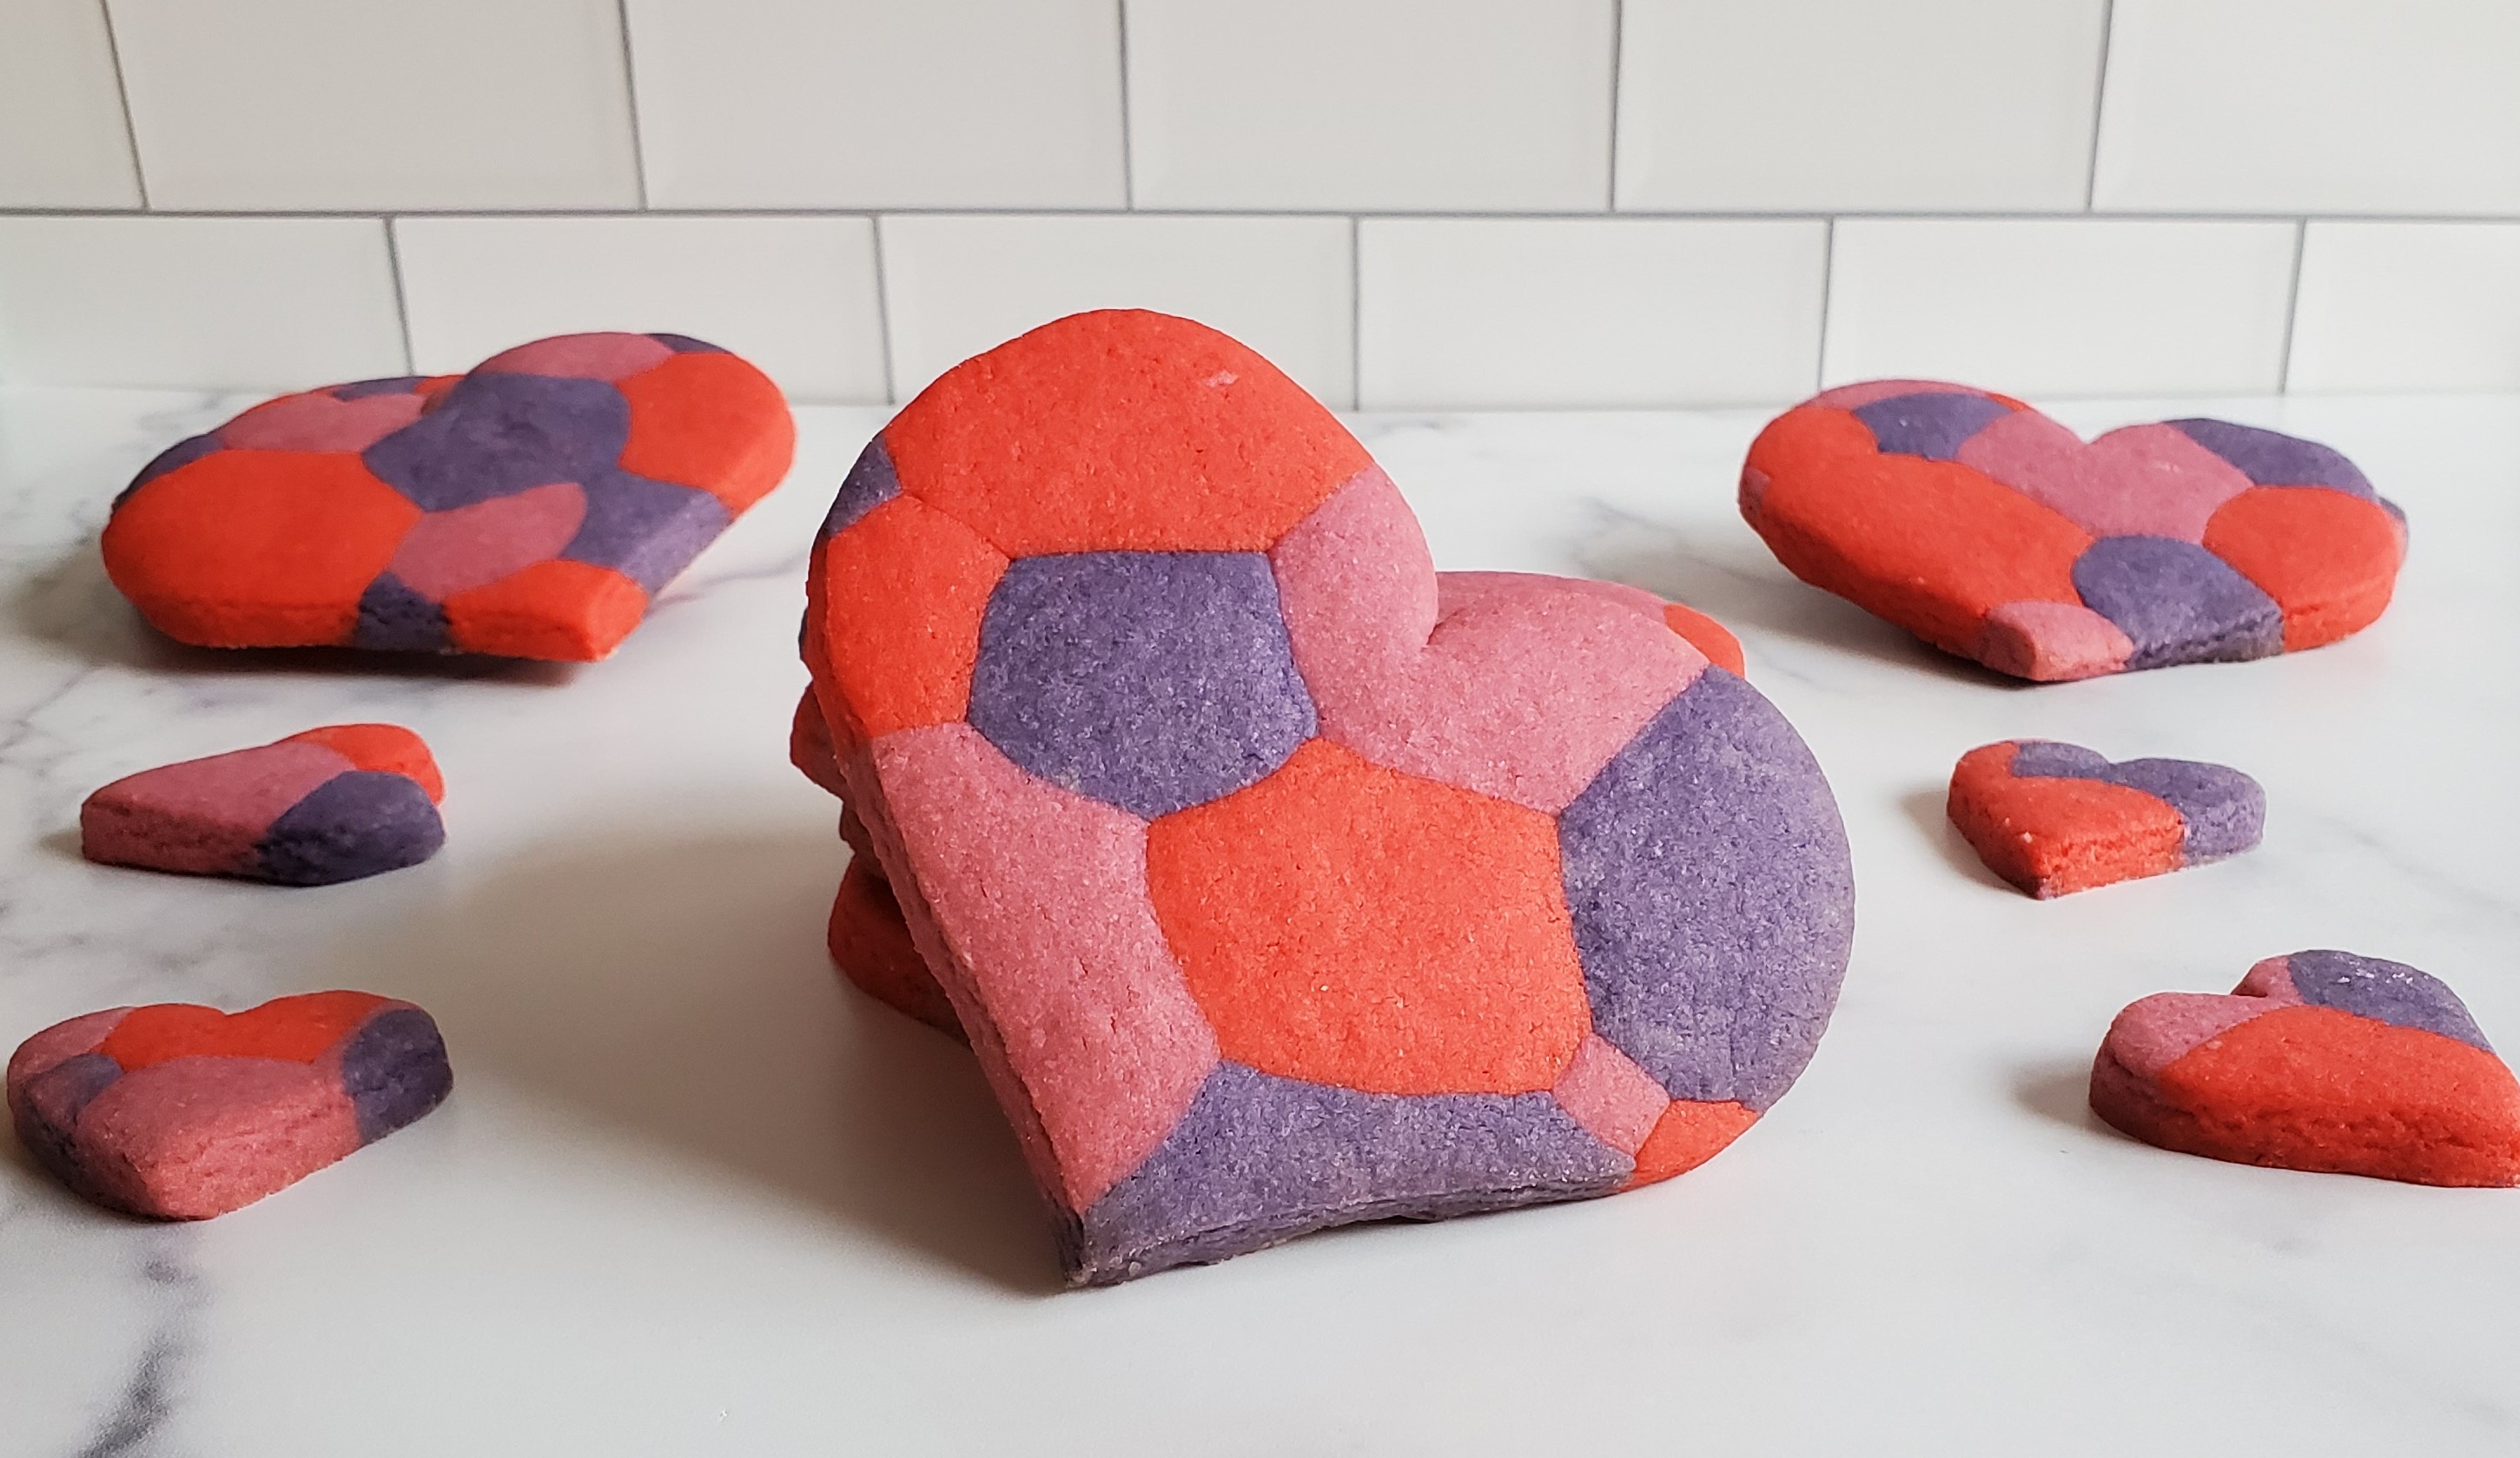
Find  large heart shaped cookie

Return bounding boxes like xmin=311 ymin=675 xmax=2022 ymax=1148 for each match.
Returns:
xmin=2092 ymin=951 xmax=2520 ymax=1185
xmin=1947 ymin=739 xmax=2262 ymax=897
xmin=9 ymin=991 xmax=452 ymax=1217
xmin=104 ymin=333 xmax=794 ymax=661
xmin=802 ymin=310 xmax=1854 ymax=1284
xmin=1742 ymin=381 xmax=2406 ymax=680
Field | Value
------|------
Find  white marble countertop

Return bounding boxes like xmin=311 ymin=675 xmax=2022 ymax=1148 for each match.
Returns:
xmin=2 ymin=388 xmax=2515 ymax=1455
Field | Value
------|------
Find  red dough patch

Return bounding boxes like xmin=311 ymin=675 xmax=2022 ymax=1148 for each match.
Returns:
xmin=1947 ymin=743 xmax=2183 ymax=895
xmin=806 ymin=495 xmax=1008 ymax=742
xmin=441 ymin=559 xmax=648 ymax=661
xmin=618 ymin=351 xmax=797 ymax=513
xmin=1146 ymin=739 xmax=1591 ymax=1096
xmin=99 ymin=991 xmax=387 ymax=1071
xmin=881 ymin=309 xmax=1369 ymax=556
xmin=1662 ymin=601 xmax=1746 ymax=676
xmin=103 ymin=451 xmax=421 ymax=646
xmin=281 ymin=723 xmax=444 ymax=802
xmin=1630 ymin=1099 xmax=1758 ymax=1186
xmin=2202 ymin=485 xmax=2404 ymax=651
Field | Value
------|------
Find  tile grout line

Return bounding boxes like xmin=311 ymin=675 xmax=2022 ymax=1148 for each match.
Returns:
xmin=2276 ymin=217 xmax=2307 ymax=393
xmin=96 ymin=0 xmax=151 ymax=209
xmin=381 ymin=216 xmax=416 ymax=373
xmin=1115 ymin=0 xmax=1136 ymax=210
xmin=870 ymin=217 xmax=900 ymax=406
xmin=8 ymin=205 xmax=2513 ymax=225
xmin=615 ymin=0 xmax=651 ymax=208
xmin=2084 ymin=0 xmax=2115 ymax=211
xmin=1813 ymin=217 xmax=1836 ymax=392
xmin=1349 ymin=215 xmax=1363 ymax=409
xmin=1606 ymin=0 xmax=1624 ymax=211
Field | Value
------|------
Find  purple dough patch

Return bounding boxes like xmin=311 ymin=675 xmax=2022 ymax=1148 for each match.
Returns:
xmin=332 ymin=376 xmax=427 ymax=401
xmin=560 ymin=468 xmax=731 ymax=593
xmin=1558 ymin=670 xmax=1855 ymax=1111
xmin=255 ymin=771 xmax=446 ymax=886
xmin=363 ymin=373 xmax=629 ymax=512
xmin=2285 ymin=949 xmax=2493 ymax=1052
xmin=1075 ymin=1061 xmax=1627 ymax=1284
xmin=352 ymin=572 xmax=451 ymax=652
xmin=119 ymin=434 xmax=222 ymax=505
xmin=969 ymin=551 xmax=1317 ymax=819
xmin=1852 ymin=392 xmax=2013 ymax=461
xmin=338 ymin=1007 xmax=454 ymax=1143
xmin=821 ymin=438 xmax=902 ymax=540
xmin=2168 ymin=419 xmax=2375 ymax=498
xmin=2071 ymin=535 xmax=2283 ymax=670
xmin=649 ymin=333 xmax=729 ymax=355
xmin=2007 ymin=740 xmax=2265 ymax=863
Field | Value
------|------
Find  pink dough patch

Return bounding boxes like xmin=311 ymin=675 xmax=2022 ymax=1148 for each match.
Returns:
xmin=478 ymin=333 xmax=674 ymax=381
xmin=82 ymin=741 xmax=355 ymax=875
xmin=220 ymin=390 xmax=426 ymax=452
xmin=73 ymin=1055 xmax=361 ymax=1218
xmin=1810 ymin=379 xmax=1994 ymax=411
xmin=1272 ymin=468 xmax=1706 ymax=813
xmin=2233 ymin=954 xmax=2304 ymax=1002
xmin=1976 ymin=598 xmax=2134 ymax=682
xmin=1439 ymin=571 xmax=1668 ymax=623
xmin=2103 ymin=991 xmax=2290 ymax=1080
xmin=4 ymin=1009 xmax=130 ymax=1093
xmin=1552 ymin=1033 xmax=1671 ymax=1157
xmin=1957 ymin=415 xmax=2255 ymax=543
xmin=871 ymin=722 xmax=1219 ymax=1211
xmin=386 ymin=480 xmax=589 ymax=600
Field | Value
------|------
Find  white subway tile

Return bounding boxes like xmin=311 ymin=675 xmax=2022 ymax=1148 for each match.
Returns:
xmin=1617 ymin=0 xmax=2106 ymax=213
xmin=0 ymin=216 xmax=404 ymax=388
xmin=2095 ymin=0 xmax=2520 ymax=214
xmin=878 ymin=214 xmax=1354 ymax=405
xmin=2288 ymin=222 xmax=2520 ymax=393
xmin=1823 ymin=218 xmax=2297 ymax=397
xmin=1126 ymin=0 xmax=1614 ymax=212
xmin=108 ymin=0 xmax=639 ymax=210
xmin=0 ymin=1 xmax=142 ymax=207
xmin=391 ymin=215 xmax=888 ymax=404
xmin=626 ymin=0 xmax=1124 ymax=209
xmin=1358 ymin=218 xmax=1825 ymax=408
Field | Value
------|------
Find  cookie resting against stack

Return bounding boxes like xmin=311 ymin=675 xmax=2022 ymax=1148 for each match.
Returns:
xmin=796 ymin=308 xmax=1856 ymax=1285
xmin=103 ymin=332 xmax=794 ymax=662
xmin=1741 ymin=381 xmax=2405 ymax=680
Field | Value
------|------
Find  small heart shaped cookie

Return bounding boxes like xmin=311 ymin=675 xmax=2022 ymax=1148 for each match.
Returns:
xmin=802 ymin=310 xmax=1853 ymax=1284
xmin=82 ymin=723 xmax=446 ymax=885
xmin=8 ymin=991 xmax=453 ymax=1217
xmin=104 ymin=333 xmax=794 ymax=661
xmin=1742 ymin=381 xmax=2406 ymax=680
xmin=1946 ymin=739 xmax=2262 ymax=897
xmin=2092 ymin=952 xmax=2520 ymax=1186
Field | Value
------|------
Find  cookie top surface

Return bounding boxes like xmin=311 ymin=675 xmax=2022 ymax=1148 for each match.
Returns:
xmin=103 ymin=333 xmax=794 ymax=662
xmin=1743 ymin=381 xmax=2406 ymax=681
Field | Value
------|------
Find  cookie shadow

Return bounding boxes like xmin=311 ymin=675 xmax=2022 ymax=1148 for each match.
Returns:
xmin=2012 ymin=1060 xmax=2108 ymax=1136
xmin=7 ymin=541 xmax=575 ymax=685
xmin=1899 ymin=788 xmax=2016 ymax=894
xmin=337 ymin=822 xmax=1062 ymax=1294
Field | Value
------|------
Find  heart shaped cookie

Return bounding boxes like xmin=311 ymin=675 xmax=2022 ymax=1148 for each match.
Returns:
xmin=1947 ymin=739 xmax=2262 ymax=897
xmin=2092 ymin=951 xmax=2520 ymax=1186
xmin=104 ymin=333 xmax=794 ymax=661
xmin=801 ymin=309 xmax=1854 ymax=1284
xmin=8 ymin=991 xmax=453 ymax=1217
xmin=791 ymin=586 xmax=1752 ymax=1038
xmin=1742 ymin=381 xmax=2406 ymax=680
xmin=81 ymin=723 xmax=446 ymax=885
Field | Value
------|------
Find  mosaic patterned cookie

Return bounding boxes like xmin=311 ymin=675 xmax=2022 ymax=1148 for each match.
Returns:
xmin=82 ymin=724 xmax=446 ymax=886
xmin=801 ymin=309 xmax=1854 ymax=1285
xmin=790 ymin=584 xmax=1750 ymax=1039
xmin=2093 ymin=952 xmax=2520 ymax=1186
xmin=103 ymin=333 xmax=794 ymax=661
xmin=7 ymin=991 xmax=453 ymax=1217
xmin=1742 ymin=381 xmax=2406 ymax=680
xmin=1947 ymin=740 xmax=2262 ymax=897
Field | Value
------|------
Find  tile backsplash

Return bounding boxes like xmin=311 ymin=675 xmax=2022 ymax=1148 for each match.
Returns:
xmin=2 ymin=0 xmax=2516 ymax=404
